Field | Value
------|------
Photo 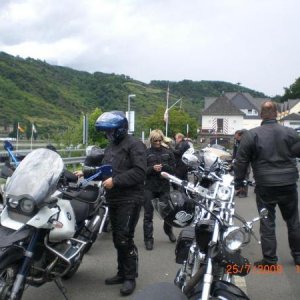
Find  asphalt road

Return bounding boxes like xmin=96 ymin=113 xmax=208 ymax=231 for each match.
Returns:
xmin=21 ymin=185 xmax=300 ymax=300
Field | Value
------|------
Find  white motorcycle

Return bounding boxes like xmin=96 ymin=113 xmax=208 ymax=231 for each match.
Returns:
xmin=0 ymin=148 xmax=109 ymax=300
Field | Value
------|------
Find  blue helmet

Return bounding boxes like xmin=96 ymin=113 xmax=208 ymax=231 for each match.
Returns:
xmin=95 ymin=111 xmax=128 ymax=144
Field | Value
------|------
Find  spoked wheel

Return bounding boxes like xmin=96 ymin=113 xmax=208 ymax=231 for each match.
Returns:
xmin=0 ymin=264 xmax=23 ymax=300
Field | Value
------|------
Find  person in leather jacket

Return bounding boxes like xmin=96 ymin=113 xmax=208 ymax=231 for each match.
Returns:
xmin=234 ymin=101 xmax=300 ymax=267
xmin=172 ymin=133 xmax=190 ymax=180
xmin=232 ymin=129 xmax=249 ymax=198
xmin=144 ymin=129 xmax=176 ymax=250
xmin=95 ymin=111 xmax=146 ymax=296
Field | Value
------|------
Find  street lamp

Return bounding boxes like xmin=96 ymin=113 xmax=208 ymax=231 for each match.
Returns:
xmin=128 ymin=94 xmax=136 ymax=133
xmin=165 ymin=98 xmax=182 ymax=137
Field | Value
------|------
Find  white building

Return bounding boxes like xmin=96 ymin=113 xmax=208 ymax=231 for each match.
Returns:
xmin=201 ymin=92 xmax=269 ymax=134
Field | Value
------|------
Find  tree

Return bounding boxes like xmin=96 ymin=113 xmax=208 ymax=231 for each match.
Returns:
xmin=281 ymin=77 xmax=300 ymax=102
xmin=87 ymin=108 xmax=107 ymax=147
xmin=144 ymin=105 xmax=198 ymax=139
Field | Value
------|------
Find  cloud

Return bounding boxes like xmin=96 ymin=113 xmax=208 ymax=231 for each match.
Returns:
xmin=0 ymin=0 xmax=299 ymax=96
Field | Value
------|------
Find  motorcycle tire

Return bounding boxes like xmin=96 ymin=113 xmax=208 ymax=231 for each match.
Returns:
xmin=189 ymin=285 xmax=249 ymax=300
xmin=213 ymin=289 xmax=249 ymax=300
xmin=0 ymin=263 xmax=23 ymax=300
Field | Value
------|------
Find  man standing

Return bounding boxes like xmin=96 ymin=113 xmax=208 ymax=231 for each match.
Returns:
xmin=234 ymin=101 xmax=300 ymax=267
xmin=232 ymin=129 xmax=249 ymax=198
xmin=95 ymin=111 xmax=146 ymax=296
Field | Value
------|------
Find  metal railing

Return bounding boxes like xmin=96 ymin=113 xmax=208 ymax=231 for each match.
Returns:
xmin=0 ymin=156 xmax=85 ymax=168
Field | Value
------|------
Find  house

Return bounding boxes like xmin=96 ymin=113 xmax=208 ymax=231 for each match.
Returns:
xmin=280 ymin=113 xmax=300 ymax=129
xmin=278 ymin=99 xmax=300 ymax=128
xmin=201 ymin=92 xmax=269 ymax=135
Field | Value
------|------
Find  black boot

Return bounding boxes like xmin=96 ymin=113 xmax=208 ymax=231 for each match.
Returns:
xmin=105 ymin=274 xmax=124 ymax=285
xmin=120 ymin=279 xmax=136 ymax=296
xmin=145 ymin=240 xmax=153 ymax=251
xmin=166 ymin=231 xmax=176 ymax=243
xmin=163 ymin=222 xmax=176 ymax=243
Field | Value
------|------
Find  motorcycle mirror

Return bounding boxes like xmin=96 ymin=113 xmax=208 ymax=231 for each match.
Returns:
xmin=4 ymin=141 xmax=14 ymax=151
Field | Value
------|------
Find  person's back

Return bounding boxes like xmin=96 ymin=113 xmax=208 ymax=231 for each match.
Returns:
xmin=236 ymin=120 xmax=298 ymax=186
xmin=234 ymin=101 xmax=300 ymax=268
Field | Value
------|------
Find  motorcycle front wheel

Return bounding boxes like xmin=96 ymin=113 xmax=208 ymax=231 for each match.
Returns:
xmin=213 ymin=289 xmax=249 ymax=300
xmin=0 ymin=264 xmax=23 ymax=300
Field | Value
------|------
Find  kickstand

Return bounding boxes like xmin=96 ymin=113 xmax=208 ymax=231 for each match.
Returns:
xmin=54 ymin=278 xmax=69 ymax=300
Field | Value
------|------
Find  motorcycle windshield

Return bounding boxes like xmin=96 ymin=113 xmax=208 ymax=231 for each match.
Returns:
xmin=202 ymin=151 xmax=219 ymax=172
xmin=5 ymin=148 xmax=64 ymax=206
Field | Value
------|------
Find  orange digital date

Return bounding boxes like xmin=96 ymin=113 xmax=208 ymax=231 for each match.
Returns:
xmin=226 ymin=263 xmax=283 ymax=275
xmin=225 ymin=264 xmax=251 ymax=275
xmin=252 ymin=264 xmax=283 ymax=274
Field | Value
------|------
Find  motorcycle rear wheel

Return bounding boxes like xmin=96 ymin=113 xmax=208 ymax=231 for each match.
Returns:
xmin=0 ymin=264 xmax=23 ymax=300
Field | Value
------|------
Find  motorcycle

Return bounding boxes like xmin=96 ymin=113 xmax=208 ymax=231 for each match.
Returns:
xmin=158 ymin=171 xmax=266 ymax=300
xmin=183 ymin=148 xmax=232 ymax=189
xmin=0 ymin=148 xmax=111 ymax=299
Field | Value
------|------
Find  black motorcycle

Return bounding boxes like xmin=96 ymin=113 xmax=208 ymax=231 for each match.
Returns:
xmin=155 ymin=170 xmax=266 ymax=300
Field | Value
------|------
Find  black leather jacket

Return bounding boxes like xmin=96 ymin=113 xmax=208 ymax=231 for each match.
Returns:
xmin=234 ymin=120 xmax=299 ymax=186
xmin=172 ymin=140 xmax=190 ymax=179
xmin=145 ymin=146 xmax=175 ymax=192
xmin=102 ymin=134 xmax=146 ymax=204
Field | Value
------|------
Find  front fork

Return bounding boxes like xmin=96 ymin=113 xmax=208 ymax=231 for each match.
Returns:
xmin=201 ymin=220 xmax=220 ymax=300
xmin=9 ymin=230 xmax=41 ymax=300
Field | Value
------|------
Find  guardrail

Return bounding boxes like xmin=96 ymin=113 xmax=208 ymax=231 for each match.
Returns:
xmin=0 ymin=156 xmax=85 ymax=168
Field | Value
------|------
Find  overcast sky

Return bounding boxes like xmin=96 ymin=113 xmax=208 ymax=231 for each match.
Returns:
xmin=1 ymin=0 xmax=299 ymax=97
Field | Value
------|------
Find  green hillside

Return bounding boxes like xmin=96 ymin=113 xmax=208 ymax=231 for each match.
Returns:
xmin=0 ymin=51 xmax=266 ymax=138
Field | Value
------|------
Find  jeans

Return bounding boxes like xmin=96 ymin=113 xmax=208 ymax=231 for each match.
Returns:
xmin=255 ymin=184 xmax=300 ymax=263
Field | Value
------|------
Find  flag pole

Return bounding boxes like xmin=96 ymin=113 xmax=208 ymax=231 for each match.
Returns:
xmin=30 ymin=124 xmax=33 ymax=150
xmin=16 ymin=122 xmax=19 ymax=152
xmin=165 ymin=84 xmax=170 ymax=137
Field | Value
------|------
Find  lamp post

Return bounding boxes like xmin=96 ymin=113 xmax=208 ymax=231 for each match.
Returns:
xmin=128 ymin=94 xmax=136 ymax=133
xmin=165 ymin=98 xmax=182 ymax=137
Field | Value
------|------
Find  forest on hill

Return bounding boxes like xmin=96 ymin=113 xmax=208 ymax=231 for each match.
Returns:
xmin=0 ymin=51 xmax=267 ymax=139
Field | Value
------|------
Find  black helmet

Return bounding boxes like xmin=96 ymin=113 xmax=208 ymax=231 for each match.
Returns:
xmin=152 ymin=190 xmax=195 ymax=228
xmin=95 ymin=111 xmax=128 ymax=144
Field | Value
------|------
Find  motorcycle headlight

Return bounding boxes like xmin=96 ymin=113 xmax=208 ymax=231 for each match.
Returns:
xmin=20 ymin=198 xmax=35 ymax=214
xmin=223 ymin=227 xmax=248 ymax=252
xmin=217 ymin=186 xmax=231 ymax=201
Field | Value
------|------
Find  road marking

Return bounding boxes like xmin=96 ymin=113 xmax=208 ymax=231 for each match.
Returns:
xmin=234 ymin=276 xmax=247 ymax=294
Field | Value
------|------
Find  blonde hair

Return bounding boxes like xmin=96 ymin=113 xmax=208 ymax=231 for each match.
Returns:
xmin=149 ymin=129 xmax=165 ymax=143
xmin=175 ymin=133 xmax=185 ymax=139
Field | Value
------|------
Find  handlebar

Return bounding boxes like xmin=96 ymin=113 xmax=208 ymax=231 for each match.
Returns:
xmin=161 ymin=172 xmax=208 ymax=197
